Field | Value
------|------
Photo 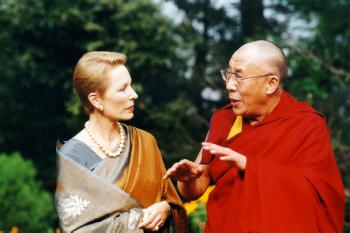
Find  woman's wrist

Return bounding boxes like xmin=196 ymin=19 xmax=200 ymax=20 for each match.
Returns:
xmin=163 ymin=201 xmax=171 ymax=213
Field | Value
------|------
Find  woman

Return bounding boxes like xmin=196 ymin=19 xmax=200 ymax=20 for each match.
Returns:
xmin=55 ymin=51 xmax=187 ymax=233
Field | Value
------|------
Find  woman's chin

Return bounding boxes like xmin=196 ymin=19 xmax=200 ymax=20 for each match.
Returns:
xmin=120 ymin=113 xmax=134 ymax=121
xmin=109 ymin=112 xmax=135 ymax=122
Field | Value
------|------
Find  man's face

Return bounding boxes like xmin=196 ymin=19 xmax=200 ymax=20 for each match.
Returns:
xmin=226 ymin=51 xmax=270 ymax=119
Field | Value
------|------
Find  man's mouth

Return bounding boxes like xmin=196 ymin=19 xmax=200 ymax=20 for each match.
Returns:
xmin=230 ymin=99 xmax=241 ymax=108
xmin=230 ymin=99 xmax=240 ymax=103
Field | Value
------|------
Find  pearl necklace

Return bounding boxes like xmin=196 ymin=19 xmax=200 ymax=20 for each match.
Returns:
xmin=85 ymin=121 xmax=126 ymax=158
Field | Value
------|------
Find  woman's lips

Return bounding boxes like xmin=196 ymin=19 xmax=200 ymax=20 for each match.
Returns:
xmin=127 ymin=106 xmax=134 ymax=111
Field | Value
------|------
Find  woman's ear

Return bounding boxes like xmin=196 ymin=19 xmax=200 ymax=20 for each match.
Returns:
xmin=265 ymin=75 xmax=280 ymax=95
xmin=88 ymin=92 xmax=103 ymax=111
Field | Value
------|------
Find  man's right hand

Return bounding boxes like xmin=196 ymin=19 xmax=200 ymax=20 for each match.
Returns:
xmin=163 ymin=159 xmax=204 ymax=182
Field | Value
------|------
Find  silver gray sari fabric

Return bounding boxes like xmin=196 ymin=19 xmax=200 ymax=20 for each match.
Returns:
xmin=55 ymin=153 xmax=144 ymax=233
xmin=56 ymin=125 xmax=187 ymax=233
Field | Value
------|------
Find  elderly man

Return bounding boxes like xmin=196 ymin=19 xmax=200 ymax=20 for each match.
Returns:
xmin=164 ymin=40 xmax=345 ymax=233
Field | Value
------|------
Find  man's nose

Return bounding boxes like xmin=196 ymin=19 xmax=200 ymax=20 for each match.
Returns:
xmin=226 ymin=78 xmax=238 ymax=92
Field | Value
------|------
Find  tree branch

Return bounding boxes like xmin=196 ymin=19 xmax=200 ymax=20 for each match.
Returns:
xmin=286 ymin=43 xmax=350 ymax=83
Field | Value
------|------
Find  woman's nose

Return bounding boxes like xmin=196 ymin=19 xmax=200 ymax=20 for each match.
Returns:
xmin=130 ymin=87 xmax=138 ymax=100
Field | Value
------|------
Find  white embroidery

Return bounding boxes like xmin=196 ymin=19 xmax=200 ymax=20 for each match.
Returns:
xmin=59 ymin=194 xmax=90 ymax=218
xmin=128 ymin=208 xmax=142 ymax=229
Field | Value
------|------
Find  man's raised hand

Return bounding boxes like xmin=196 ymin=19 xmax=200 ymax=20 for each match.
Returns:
xmin=201 ymin=142 xmax=247 ymax=170
xmin=163 ymin=159 xmax=203 ymax=182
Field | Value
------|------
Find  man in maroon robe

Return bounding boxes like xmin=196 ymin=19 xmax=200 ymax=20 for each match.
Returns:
xmin=164 ymin=40 xmax=345 ymax=233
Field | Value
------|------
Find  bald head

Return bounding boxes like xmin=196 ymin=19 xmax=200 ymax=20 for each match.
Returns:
xmin=232 ymin=40 xmax=287 ymax=80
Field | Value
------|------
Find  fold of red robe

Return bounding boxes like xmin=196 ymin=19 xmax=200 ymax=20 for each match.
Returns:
xmin=201 ymin=91 xmax=345 ymax=233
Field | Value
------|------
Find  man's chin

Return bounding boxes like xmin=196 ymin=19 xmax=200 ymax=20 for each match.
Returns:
xmin=231 ymin=107 xmax=243 ymax=116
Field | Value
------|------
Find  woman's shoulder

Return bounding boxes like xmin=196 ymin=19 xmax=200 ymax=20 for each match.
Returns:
xmin=58 ymin=132 xmax=102 ymax=169
xmin=125 ymin=124 xmax=154 ymax=137
xmin=59 ymin=130 xmax=85 ymax=154
xmin=58 ymin=138 xmax=86 ymax=164
xmin=124 ymin=124 xmax=157 ymax=142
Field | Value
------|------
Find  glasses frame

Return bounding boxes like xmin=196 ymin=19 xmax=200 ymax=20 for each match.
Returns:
xmin=220 ymin=68 xmax=272 ymax=85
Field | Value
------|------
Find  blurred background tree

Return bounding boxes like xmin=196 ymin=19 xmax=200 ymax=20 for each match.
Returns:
xmin=0 ymin=0 xmax=348 ymax=231
xmin=0 ymin=153 xmax=55 ymax=232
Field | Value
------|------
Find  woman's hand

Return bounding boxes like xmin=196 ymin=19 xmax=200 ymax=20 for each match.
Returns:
xmin=141 ymin=201 xmax=171 ymax=231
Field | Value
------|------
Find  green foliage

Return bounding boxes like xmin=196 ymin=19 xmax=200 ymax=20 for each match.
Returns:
xmin=0 ymin=152 xmax=55 ymax=232
xmin=188 ymin=203 xmax=207 ymax=233
xmin=146 ymin=95 xmax=207 ymax=166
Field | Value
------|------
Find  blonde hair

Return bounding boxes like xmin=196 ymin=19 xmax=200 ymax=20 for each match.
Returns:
xmin=73 ymin=51 xmax=127 ymax=113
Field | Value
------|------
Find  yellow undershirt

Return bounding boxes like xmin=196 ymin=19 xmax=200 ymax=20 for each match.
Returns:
xmin=227 ymin=115 xmax=243 ymax=139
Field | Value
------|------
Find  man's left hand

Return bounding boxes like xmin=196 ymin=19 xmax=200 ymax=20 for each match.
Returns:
xmin=201 ymin=142 xmax=247 ymax=170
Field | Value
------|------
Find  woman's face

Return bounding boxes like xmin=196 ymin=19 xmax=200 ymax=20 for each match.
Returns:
xmin=98 ymin=65 xmax=138 ymax=121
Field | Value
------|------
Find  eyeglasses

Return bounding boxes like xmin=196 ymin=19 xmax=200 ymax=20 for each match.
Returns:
xmin=220 ymin=68 xmax=271 ymax=85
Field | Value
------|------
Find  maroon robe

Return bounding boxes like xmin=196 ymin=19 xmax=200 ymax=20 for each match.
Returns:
xmin=201 ymin=91 xmax=345 ymax=233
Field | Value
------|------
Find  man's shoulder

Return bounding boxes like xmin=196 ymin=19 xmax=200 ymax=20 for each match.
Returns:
xmin=277 ymin=92 xmax=326 ymax=127
xmin=289 ymin=99 xmax=325 ymax=122
xmin=295 ymin=110 xmax=326 ymax=127
xmin=281 ymin=106 xmax=328 ymax=134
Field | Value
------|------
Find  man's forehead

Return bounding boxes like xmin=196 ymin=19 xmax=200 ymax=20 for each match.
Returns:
xmin=229 ymin=53 xmax=251 ymax=71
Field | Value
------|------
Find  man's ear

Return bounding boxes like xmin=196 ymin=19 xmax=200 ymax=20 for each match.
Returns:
xmin=265 ymin=75 xmax=280 ymax=95
xmin=88 ymin=92 xmax=103 ymax=111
